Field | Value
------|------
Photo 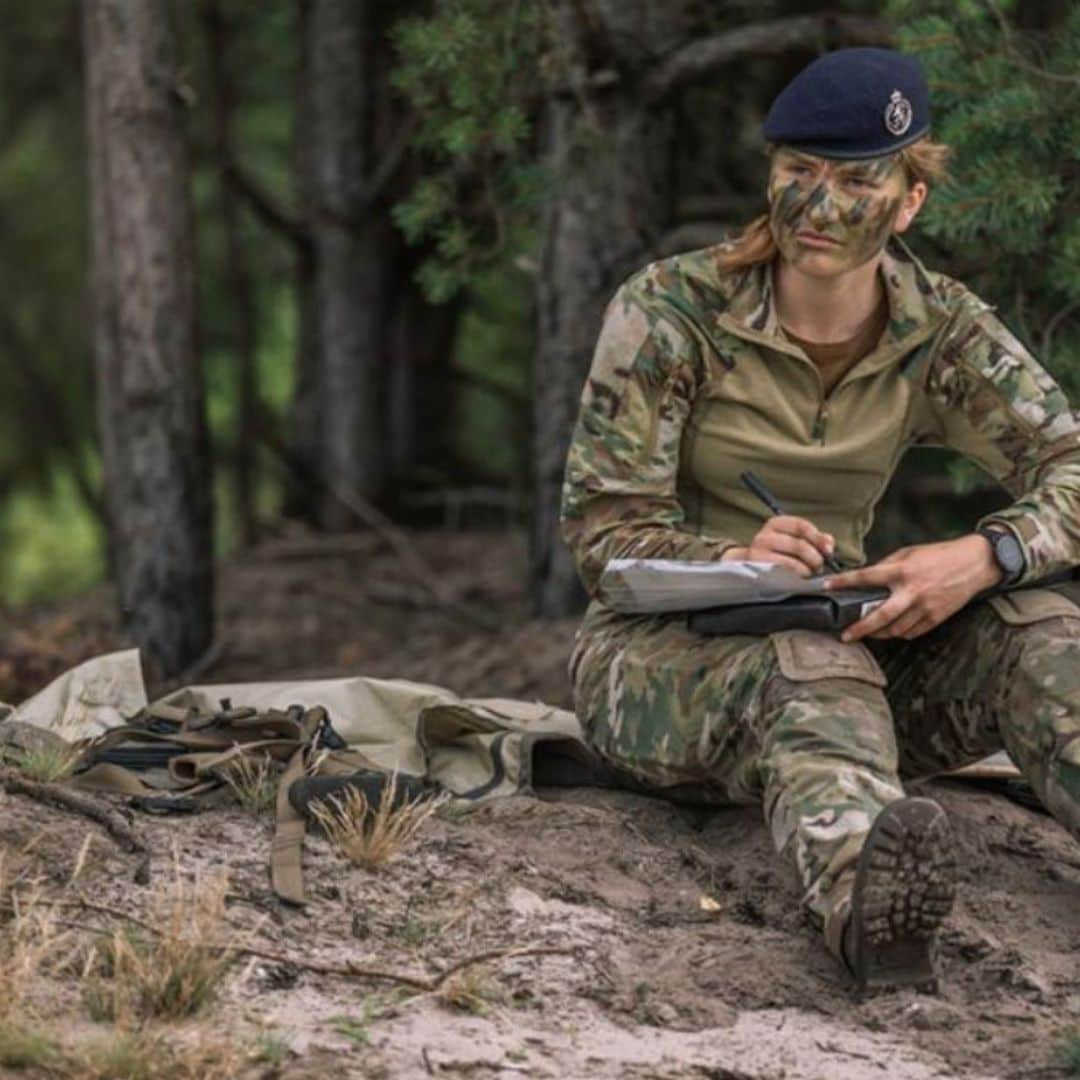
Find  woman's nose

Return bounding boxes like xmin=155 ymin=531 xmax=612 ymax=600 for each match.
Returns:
xmin=804 ymin=182 xmax=838 ymax=227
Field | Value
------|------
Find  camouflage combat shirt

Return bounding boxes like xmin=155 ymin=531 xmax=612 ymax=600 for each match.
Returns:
xmin=560 ymin=239 xmax=1080 ymax=596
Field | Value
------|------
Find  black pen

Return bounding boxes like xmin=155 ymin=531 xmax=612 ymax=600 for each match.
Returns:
xmin=739 ymin=470 xmax=843 ymax=575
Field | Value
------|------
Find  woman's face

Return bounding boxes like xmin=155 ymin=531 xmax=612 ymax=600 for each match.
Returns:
xmin=767 ymin=148 xmax=913 ymax=275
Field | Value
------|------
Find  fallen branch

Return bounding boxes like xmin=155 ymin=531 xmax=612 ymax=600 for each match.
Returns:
xmin=18 ymin=892 xmax=575 ymax=993
xmin=0 ymin=766 xmax=148 ymax=862
xmin=429 ymin=944 xmax=575 ymax=989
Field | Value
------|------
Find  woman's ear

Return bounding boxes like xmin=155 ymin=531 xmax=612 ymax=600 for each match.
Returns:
xmin=894 ymin=180 xmax=928 ymax=235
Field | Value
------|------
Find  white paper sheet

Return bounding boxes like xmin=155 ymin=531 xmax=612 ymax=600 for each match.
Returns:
xmin=597 ymin=557 xmax=830 ymax=613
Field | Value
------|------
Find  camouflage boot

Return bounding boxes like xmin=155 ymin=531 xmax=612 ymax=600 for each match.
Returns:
xmin=842 ymin=797 xmax=956 ymax=989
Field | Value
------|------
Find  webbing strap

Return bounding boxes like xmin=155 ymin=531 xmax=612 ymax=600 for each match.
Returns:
xmin=72 ymin=762 xmax=159 ymax=797
xmin=166 ymin=739 xmax=300 ymax=783
xmin=271 ymin=747 xmax=309 ymax=906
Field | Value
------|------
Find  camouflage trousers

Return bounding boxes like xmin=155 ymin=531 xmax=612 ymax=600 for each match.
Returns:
xmin=570 ymin=587 xmax=1080 ymax=957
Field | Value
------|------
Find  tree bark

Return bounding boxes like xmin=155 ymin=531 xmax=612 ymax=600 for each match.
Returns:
xmin=532 ymin=93 xmax=675 ymax=617
xmin=303 ymin=0 xmax=387 ymax=530
xmin=83 ymin=0 xmax=213 ymax=675
xmin=531 ymin=1 xmax=691 ymax=617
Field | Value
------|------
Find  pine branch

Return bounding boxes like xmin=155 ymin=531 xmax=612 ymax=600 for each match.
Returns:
xmin=225 ymin=158 xmax=309 ymax=251
xmin=984 ymin=0 xmax=1080 ymax=86
xmin=360 ymin=112 xmax=420 ymax=209
xmin=643 ymin=14 xmax=892 ymax=104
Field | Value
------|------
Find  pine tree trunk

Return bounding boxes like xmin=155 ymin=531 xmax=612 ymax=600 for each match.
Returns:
xmin=530 ymin=4 xmax=682 ymax=616
xmin=83 ymin=0 xmax=213 ymax=675
xmin=304 ymin=0 xmax=387 ymax=529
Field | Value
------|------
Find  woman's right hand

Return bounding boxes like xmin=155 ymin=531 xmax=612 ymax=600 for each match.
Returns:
xmin=722 ymin=516 xmax=835 ymax=577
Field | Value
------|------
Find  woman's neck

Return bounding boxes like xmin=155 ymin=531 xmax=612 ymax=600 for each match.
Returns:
xmin=773 ymin=255 xmax=886 ymax=344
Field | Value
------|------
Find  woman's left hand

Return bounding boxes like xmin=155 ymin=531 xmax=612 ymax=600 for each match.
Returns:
xmin=824 ymin=534 xmax=1004 ymax=643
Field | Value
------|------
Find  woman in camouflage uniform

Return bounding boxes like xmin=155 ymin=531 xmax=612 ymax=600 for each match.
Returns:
xmin=560 ymin=47 xmax=1080 ymax=987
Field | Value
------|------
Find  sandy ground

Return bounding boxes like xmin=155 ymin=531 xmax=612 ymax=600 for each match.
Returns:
xmin=1 ymin=530 xmax=1079 ymax=1078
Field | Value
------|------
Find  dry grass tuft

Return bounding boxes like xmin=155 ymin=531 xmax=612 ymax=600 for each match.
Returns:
xmin=0 ymin=739 xmax=82 ymax=783
xmin=436 ymin=965 xmax=502 ymax=1016
xmin=0 ymin=1017 xmax=60 ymax=1071
xmin=0 ymin=870 xmax=75 ymax=1019
xmin=81 ymin=866 xmax=236 ymax=1023
xmin=309 ymin=774 xmax=444 ymax=870
xmin=70 ymin=1027 xmax=252 ymax=1080
xmin=219 ymin=752 xmax=278 ymax=814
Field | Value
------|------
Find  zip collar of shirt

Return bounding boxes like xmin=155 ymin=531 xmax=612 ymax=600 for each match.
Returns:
xmin=709 ymin=236 xmax=951 ymax=378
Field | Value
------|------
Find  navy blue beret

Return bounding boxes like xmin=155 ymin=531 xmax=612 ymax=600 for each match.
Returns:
xmin=763 ymin=47 xmax=930 ymax=159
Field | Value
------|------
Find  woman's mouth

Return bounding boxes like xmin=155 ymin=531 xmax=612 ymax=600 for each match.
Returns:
xmin=795 ymin=231 xmax=842 ymax=248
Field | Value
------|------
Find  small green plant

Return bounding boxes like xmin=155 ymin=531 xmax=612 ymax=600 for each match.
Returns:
xmin=0 ymin=1018 xmax=60 ymax=1070
xmin=392 ymin=911 xmax=436 ymax=950
xmin=250 ymin=1031 xmax=290 ymax=1067
xmin=1058 ymin=1030 xmax=1080 ymax=1077
xmin=330 ymin=1015 xmax=371 ymax=1045
xmin=219 ymin=752 xmax=278 ymax=814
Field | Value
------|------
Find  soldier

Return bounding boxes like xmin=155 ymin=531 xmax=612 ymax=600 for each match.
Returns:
xmin=560 ymin=47 xmax=1080 ymax=988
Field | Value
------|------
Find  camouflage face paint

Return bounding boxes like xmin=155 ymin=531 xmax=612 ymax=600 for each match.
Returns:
xmin=767 ymin=150 xmax=907 ymax=273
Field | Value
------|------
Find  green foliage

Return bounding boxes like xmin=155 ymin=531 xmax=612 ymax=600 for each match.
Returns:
xmin=0 ymin=7 xmax=94 ymax=503
xmin=0 ymin=1018 xmax=59 ymax=1070
xmin=0 ymin=467 xmax=104 ymax=607
xmin=391 ymin=0 xmax=553 ymax=301
xmin=1056 ymin=1029 xmax=1080 ymax=1076
xmin=891 ymin=0 xmax=1080 ymax=396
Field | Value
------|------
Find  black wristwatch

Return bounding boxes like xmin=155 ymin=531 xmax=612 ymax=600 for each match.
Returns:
xmin=975 ymin=525 xmax=1025 ymax=587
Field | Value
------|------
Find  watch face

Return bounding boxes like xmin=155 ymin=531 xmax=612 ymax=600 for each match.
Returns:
xmin=995 ymin=532 xmax=1024 ymax=575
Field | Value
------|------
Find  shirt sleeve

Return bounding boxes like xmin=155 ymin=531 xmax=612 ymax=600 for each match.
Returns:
xmin=559 ymin=280 xmax=739 ymax=597
xmin=927 ymin=298 xmax=1080 ymax=585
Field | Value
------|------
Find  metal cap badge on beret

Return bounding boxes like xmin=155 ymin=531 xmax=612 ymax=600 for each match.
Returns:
xmin=763 ymin=47 xmax=930 ymax=159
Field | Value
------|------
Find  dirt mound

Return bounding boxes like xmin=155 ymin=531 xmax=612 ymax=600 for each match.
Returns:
xmin=1 ymin=529 xmax=1078 ymax=1077
xmin=2 ymin=770 xmax=1076 ymax=1078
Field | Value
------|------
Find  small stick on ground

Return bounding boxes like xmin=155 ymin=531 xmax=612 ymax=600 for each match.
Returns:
xmin=4 ymin=886 xmax=576 ymax=995
xmin=429 ymin=945 xmax=574 ymax=990
xmin=0 ymin=766 xmax=149 ymax=864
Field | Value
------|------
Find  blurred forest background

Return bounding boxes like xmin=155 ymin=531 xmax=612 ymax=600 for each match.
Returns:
xmin=0 ymin=0 xmax=1077 ymax=677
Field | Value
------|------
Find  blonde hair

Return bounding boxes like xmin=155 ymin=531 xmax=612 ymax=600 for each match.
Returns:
xmin=715 ymin=137 xmax=951 ymax=274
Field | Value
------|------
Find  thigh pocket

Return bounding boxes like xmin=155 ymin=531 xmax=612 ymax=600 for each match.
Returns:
xmin=988 ymin=587 xmax=1080 ymax=627
xmin=770 ymin=629 xmax=886 ymax=686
